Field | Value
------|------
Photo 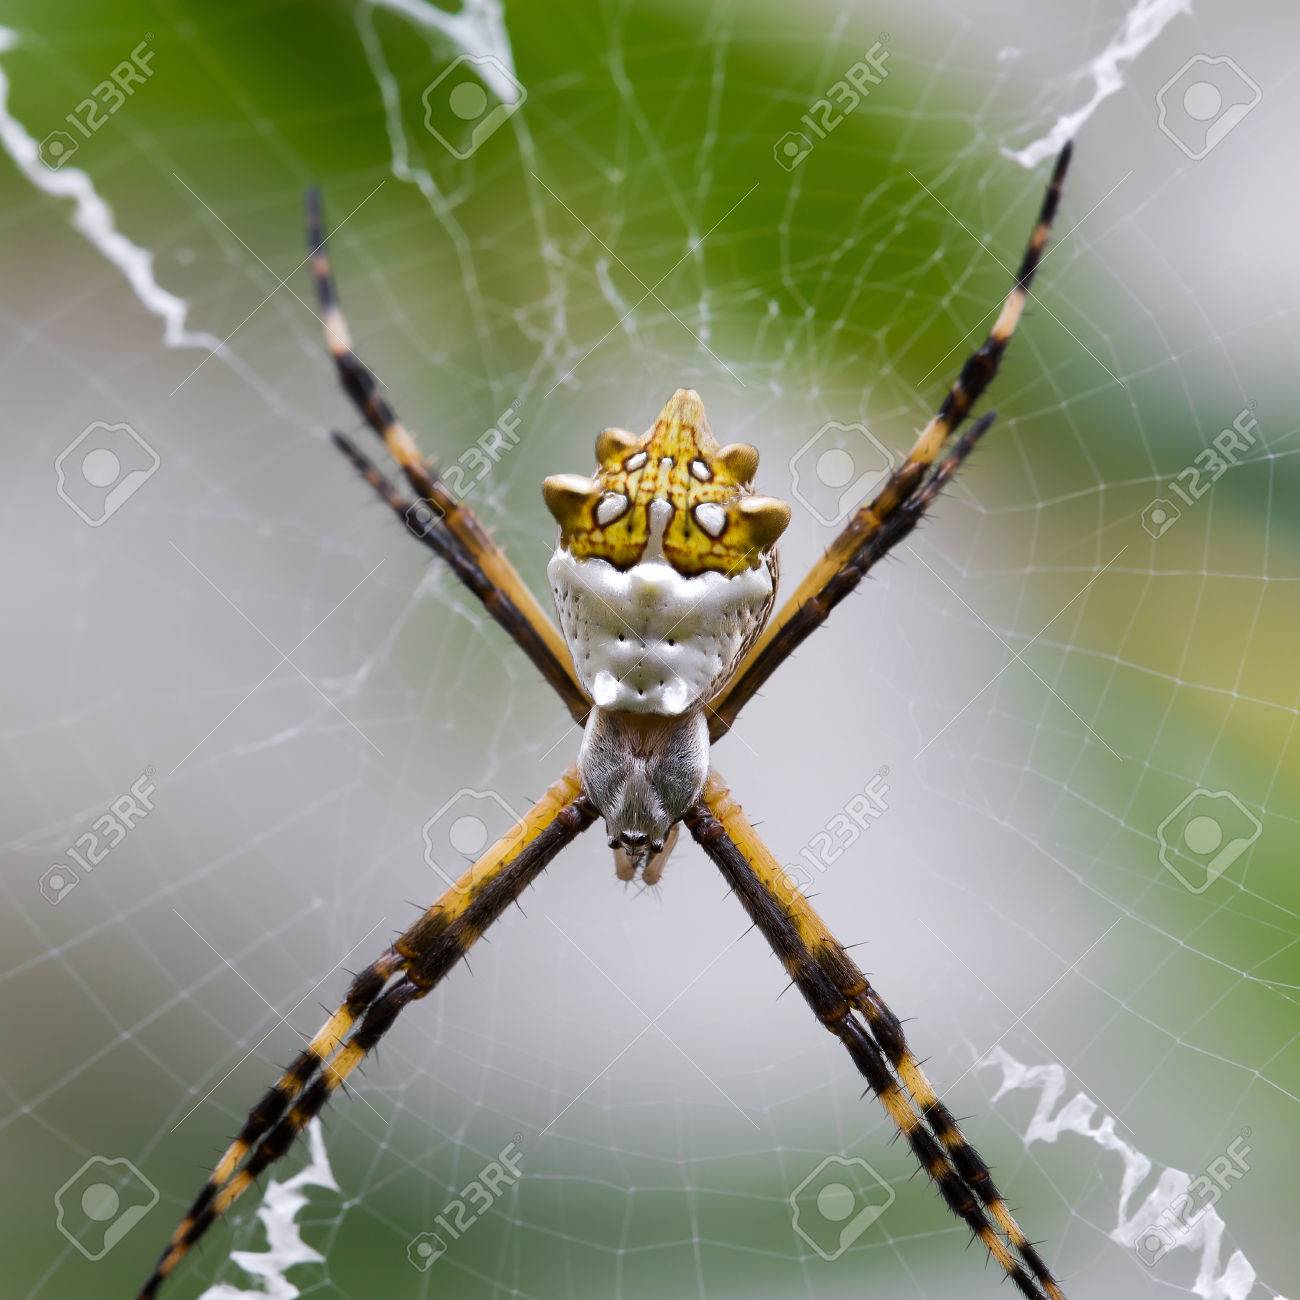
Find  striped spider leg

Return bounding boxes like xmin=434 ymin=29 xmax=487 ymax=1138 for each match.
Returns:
xmin=535 ymin=380 xmax=1059 ymax=1293
xmin=688 ymin=773 xmax=1064 ymax=1300
xmin=306 ymin=188 xmax=590 ymax=727
xmin=711 ymin=141 xmax=1072 ymax=739
xmin=137 ymin=768 xmax=596 ymax=1298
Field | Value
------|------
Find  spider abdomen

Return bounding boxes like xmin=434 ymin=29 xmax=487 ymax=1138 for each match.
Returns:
xmin=548 ymin=543 xmax=773 ymax=716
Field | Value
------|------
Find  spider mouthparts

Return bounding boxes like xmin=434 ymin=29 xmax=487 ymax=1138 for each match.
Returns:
xmin=610 ymin=831 xmax=666 ymax=854
xmin=610 ymin=826 xmax=676 ymax=885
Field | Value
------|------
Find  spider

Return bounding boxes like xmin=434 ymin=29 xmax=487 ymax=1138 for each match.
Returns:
xmin=139 ymin=142 xmax=1073 ymax=1300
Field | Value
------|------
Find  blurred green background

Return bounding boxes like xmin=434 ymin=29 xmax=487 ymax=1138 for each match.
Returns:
xmin=1 ymin=2 xmax=1296 ymax=1298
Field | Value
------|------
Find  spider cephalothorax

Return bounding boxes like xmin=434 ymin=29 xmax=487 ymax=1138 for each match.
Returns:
xmin=139 ymin=146 xmax=1074 ymax=1300
xmin=542 ymin=388 xmax=790 ymax=871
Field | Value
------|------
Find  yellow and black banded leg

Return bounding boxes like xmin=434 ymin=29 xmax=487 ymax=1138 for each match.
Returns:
xmin=331 ymin=430 xmax=590 ymax=721
xmin=711 ymin=410 xmax=998 ymax=734
xmin=711 ymin=142 xmax=1072 ymax=740
xmin=138 ymin=768 xmax=596 ymax=1300
xmin=851 ymin=977 xmax=1063 ymax=1300
xmin=305 ymin=188 xmax=588 ymax=725
xmin=685 ymin=772 xmax=1064 ymax=1300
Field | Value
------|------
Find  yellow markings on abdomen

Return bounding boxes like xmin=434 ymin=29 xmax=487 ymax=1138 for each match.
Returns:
xmin=543 ymin=389 xmax=789 ymax=578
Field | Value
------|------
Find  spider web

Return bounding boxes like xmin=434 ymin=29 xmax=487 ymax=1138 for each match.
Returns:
xmin=1 ymin=1 xmax=1297 ymax=1298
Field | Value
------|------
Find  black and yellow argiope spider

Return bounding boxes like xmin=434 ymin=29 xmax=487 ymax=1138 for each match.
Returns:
xmin=139 ymin=142 xmax=1073 ymax=1299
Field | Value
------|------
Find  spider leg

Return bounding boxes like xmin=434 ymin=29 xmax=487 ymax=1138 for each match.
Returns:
xmin=331 ymin=430 xmax=590 ymax=721
xmin=685 ymin=772 xmax=1064 ymax=1300
xmin=306 ymin=188 xmax=586 ymax=722
xmin=714 ymin=410 xmax=998 ymax=734
xmin=138 ymin=767 xmax=596 ymax=1300
xmin=710 ymin=142 xmax=1072 ymax=740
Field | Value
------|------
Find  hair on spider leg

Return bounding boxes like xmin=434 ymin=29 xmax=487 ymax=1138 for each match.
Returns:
xmin=877 ymin=1114 xmax=909 ymax=1147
